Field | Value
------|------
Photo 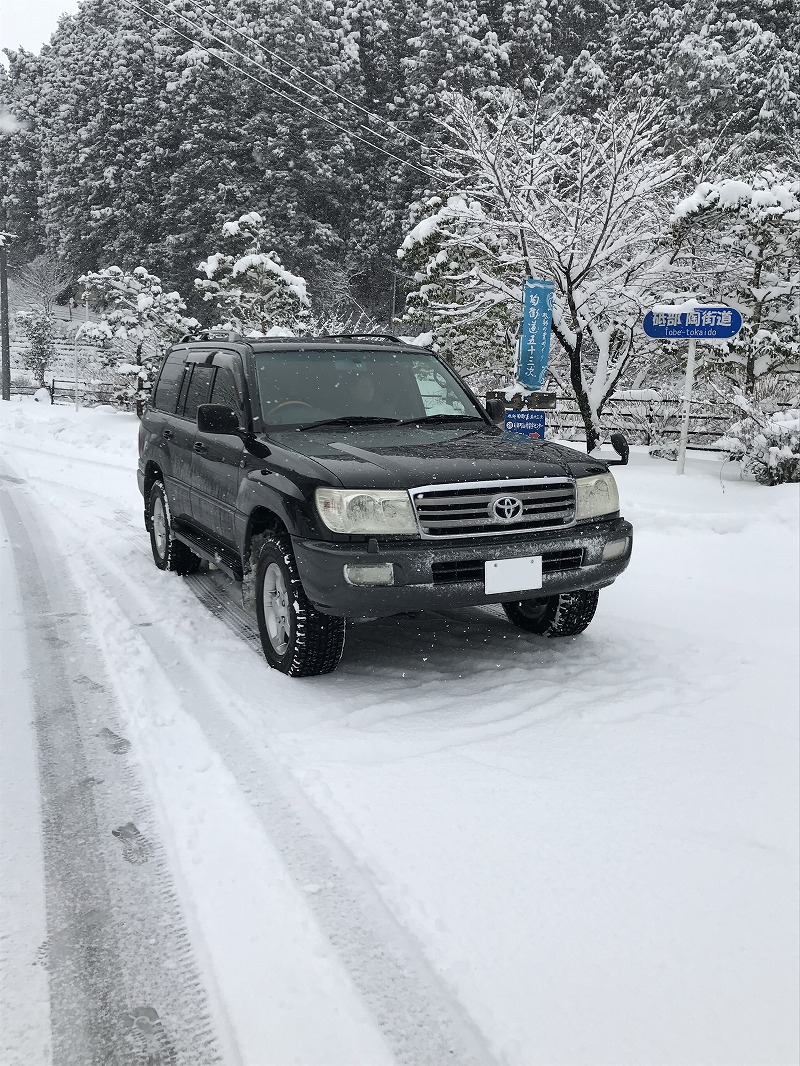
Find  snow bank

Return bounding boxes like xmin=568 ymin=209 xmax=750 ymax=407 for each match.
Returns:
xmin=0 ymin=397 xmax=138 ymax=466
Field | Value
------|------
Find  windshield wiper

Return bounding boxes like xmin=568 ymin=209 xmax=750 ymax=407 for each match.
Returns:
xmin=395 ymin=413 xmax=485 ymax=426
xmin=297 ymin=415 xmax=402 ymax=430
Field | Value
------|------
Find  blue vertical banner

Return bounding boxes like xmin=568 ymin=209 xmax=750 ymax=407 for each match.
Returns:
xmin=517 ymin=278 xmax=555 ymax=390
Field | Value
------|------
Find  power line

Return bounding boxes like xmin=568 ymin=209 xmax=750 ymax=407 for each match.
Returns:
xmin=151 ymin=0 xmax=445 ymax=166
xmin=122 ymin=0 xmax=440 ymax=182
xmin=177 ymin=0 xmax=449 ymax=163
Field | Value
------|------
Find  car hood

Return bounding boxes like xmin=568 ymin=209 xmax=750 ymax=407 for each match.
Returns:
xmin=265 ymin=423 xmax=607 ymax=489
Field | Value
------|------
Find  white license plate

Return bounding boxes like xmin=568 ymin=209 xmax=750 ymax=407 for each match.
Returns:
xmin=485 ymin=556 xmax=543 ymax=595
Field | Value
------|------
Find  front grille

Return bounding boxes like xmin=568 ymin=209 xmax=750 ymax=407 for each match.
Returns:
xmin=432 ymin=548 xmax=584 ymax=584
xmin=411 ymin=479 xmax=575 ymax=539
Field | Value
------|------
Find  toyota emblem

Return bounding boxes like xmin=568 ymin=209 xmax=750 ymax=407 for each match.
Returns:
xmin=489 ymin=494 xmax=523 ymax=523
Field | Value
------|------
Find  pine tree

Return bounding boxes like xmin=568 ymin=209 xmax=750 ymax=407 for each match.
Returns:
xmin=195 ymin=211 xmax=311 ymax=333
xmin=0 ymin=52 xmax=45 ymax=263
xmin=79 ymin=265 xmax=196 ymax=415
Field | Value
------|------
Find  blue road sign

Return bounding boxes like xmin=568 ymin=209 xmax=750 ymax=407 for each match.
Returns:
xmin=518 ymin=279 xmax=554 ymax=388
xmin=505 ymin=409 xmax=546 ymax=439
xmin=642 ymin=306 xmax=743 ymax=340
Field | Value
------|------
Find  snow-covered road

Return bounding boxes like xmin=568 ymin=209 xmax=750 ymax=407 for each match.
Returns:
xmin=1 ymin=401 xmax=798 ymax=1066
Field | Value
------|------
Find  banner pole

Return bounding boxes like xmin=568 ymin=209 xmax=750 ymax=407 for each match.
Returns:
xmin=676 ymin=338 xmax=697 ymax=476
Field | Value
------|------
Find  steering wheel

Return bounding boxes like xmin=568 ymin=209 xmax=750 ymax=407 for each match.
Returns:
xmin=268 ymin=400 xmax=315 ymax=418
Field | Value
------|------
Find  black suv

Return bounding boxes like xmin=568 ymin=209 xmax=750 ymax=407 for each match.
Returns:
xmin=138 ymin=332 xmax=633 ymax=676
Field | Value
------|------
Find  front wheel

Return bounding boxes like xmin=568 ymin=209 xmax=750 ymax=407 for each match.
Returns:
xmin=503 ymin=589 xmax=599 ymax=637
xmin=255 ymin=534 xmax=346 ymax=676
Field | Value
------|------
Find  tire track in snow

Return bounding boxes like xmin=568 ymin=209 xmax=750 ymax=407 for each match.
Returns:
xmin=42 ymin=486 xmax=499 ymax=1065
xmin=0 ymin=472 xmax=225 ymax=1066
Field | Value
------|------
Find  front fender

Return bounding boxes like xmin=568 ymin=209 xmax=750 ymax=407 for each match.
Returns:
xmin=237 ymin=470 xmax=321 ymax=555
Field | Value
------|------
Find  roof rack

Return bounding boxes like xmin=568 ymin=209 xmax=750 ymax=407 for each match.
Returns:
xmin=178 ymin=328 xmax=245 ymax=344
xmin=314 ymin=333 xmax=406 ymax=343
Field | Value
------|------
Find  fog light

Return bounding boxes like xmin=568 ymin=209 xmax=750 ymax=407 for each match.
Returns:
xmin=344 ymin=563 xmax=395 ymax=586
xmin=602 ymin=537 xmax=629 ymax=561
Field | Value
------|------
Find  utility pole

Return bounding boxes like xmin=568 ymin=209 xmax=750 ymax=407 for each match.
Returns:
xmin=0 ymin=231 xmax=15 ymax=402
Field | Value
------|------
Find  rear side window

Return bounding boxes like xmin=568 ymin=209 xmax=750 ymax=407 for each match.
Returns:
xmin=175 ymin=366 xmax=192 ymax=416
xmin=210 ymin=367 xmax=240 ymax=413
xmin=182 ymin=366 xmax=215 ymax=420
xmin=152 ymin=351 xmax=186 ymax=412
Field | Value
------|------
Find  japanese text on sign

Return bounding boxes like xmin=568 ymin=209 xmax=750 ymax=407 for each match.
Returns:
xmin=642 ymin=306 xmax=743 ymax=341
xmin=518 ymin=279 xmax=554 ymax=390
xmin=504 ymin=409 xmax=546 ymax=439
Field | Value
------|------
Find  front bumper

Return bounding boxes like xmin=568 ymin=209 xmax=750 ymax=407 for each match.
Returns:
xmin=293 ymin=517 xmax=633 ymax=619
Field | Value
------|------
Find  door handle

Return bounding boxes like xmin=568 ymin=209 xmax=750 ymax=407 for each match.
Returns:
xmin=162 ymin=429 xmax=174 ymax=440
xmin=193 ymin=441 xmax=207 ymax=454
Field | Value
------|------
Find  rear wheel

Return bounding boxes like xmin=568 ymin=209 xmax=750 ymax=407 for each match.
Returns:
xmin=255 ymin=533 xmax=346 ymax=676
xmin=148 ymin=482 xmax=201 ymax=575
xmin=503 ymin=589 xmax=599 ymax=637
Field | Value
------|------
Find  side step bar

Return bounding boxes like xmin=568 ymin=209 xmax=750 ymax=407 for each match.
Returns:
xmin=172 ymin=526 xmax=243 ymax=582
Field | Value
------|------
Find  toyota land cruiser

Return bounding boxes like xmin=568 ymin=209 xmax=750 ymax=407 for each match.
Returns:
xmin=138 ymin=332 xmax=633 ymax=676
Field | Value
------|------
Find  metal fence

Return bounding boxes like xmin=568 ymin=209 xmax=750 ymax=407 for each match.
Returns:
xmin=544 ymin=395 xmax=737 ymax=451
xmin=10 ymin=378 xmax=120 ymax=405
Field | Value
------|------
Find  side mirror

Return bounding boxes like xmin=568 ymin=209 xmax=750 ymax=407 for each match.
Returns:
xmin=607 ymin=432 xmax=630 ymax=466
xmin=485 ymin=398 xmax=506 ymax=424
xmin=197 ymin=403 xmax=240 ymax=435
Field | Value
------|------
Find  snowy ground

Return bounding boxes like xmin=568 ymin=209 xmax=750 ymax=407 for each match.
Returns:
xmin=1 ymin=398 xmax=798 ymax=1066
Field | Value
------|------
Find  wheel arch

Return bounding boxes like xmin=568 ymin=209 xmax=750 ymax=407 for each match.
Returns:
xmin=142 ymin=461 xmax=164 ymax=530
xmin=241 ymin=506 xmax=290 ymax=611
xmin=143 ymin=460 xmax=163 ymax=502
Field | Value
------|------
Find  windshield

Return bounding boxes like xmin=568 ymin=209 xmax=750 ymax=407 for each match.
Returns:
xmin=254 ymin=348 xmax=485 ymax=428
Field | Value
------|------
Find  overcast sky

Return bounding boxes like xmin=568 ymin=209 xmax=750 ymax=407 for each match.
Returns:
xmin=0 ymin=0 xmax=81 ymax=55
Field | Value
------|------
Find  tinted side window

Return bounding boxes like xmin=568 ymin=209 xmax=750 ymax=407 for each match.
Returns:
xmin=210 ymin=367 xmax=240 ymax=413
xmin=183 ymin=366 xmax=215 ymax=421
xmin=153 ymin=351 xmax=186 ymax=413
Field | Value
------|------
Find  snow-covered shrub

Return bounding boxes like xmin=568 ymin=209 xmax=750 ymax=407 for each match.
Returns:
xmin=607 ymin=388 xmax=683 ymax=454
xmin=12 ymin=369 xmax=36 ymax=389
xmin=722 ymin=383 xmax=800 ymax=485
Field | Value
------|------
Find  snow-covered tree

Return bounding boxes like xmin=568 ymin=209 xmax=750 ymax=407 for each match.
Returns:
xmin=78 ymin=267 xmax=196 ymax=416
xmin=16 ymin=306 xmax=56 ymax=388
xmin=399 ymin=93 xmax=684 ymax=449
xmin=196 ymin=212 xmax=310 ymax=335
xmin=608 ymin=0 xmax=800 ymax=165
xmin=671 ymin=174 xmax=800 ymax=393
xmin=0 ymin=53 xmax=43 ymax=263
xmin=2 ymin=0 xmax=793 ymax=331
xmin=14 ymin=254 xmax=72 ymax=314
xmin=403 ymin=0 xmax=555 ymax=112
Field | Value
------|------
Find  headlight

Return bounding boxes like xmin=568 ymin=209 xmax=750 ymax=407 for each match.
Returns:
xmin=575 ymin=473 xmax=619 ymax=521
xmin=316 ymin=488 xmax=417 ymax=535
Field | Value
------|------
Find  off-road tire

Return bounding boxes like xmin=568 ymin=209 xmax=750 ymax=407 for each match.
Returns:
xmin=148 ymin=482 xmax=201 ymax=575
xmin=254 ymin=533 xmax=346 ymax=676
xmin=503 ymin=588 xmax=599 ymax=637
